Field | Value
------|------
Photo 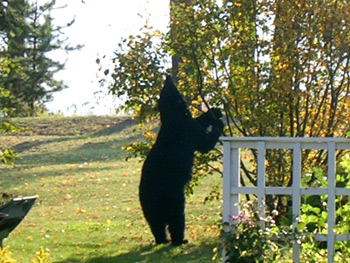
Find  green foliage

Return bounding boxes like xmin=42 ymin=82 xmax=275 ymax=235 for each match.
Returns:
xmin=298 ymin=154 xmax=350 ymax=237
xmin=104 ymin=0 xmax=350 ymax=212
xmin=298 ymin=235 xmax=328 ymax=263
xmin=189 ymin=149 xmax=222 ymax=199
xmin=221 ymin=154 xmax=350 ymax=262
xmin=0 ymin=148 xmax=19 ymax=165
xmin=0 ymin=107 xmax=21 ymax=165
xmin=0 ymin=119 xmax=20 ymax=134
xmin=297 ymin=154 xmax=350 ymax=261
xmin=100 ymin=30 xmax=169 ymax=121
xmin=121 ymin=122 xmax=158 ymax=160
xmin=0 ymin=0 xmax=80 ymax=117
xmin=221 ymin=201 xmax=296 ymax=263
xmin=0 ymin=83 xmax=22 ymax=165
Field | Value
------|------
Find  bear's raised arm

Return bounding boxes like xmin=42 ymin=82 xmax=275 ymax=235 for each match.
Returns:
xmin=195 ymin=108 xmax=223 ymax=129
xmin=159 ymin=75 xmax=224 ymax=153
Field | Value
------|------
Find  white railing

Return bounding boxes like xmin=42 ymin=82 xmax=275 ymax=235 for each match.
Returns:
xmin=221 ymin=137 xmax=350 ymax=263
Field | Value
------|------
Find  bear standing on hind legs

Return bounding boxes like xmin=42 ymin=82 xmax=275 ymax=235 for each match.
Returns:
xmin=139 ymin=75 xmax=224 ymax=246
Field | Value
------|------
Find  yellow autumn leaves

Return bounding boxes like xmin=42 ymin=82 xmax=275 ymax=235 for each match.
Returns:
xmin=0 ymin=246 xmax=50 ymax=263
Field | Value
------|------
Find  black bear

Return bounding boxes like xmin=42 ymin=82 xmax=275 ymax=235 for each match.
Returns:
xmin=139 ymin=75 xmax=224 ymax=246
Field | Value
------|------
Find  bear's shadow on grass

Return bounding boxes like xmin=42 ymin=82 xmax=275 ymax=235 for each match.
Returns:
xmin=55 ymin=242 xmax=217 ymax=263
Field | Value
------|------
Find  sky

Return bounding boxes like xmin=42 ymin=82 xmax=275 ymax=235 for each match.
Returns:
xmin=45 ymin=0 xmax=169 ymax=116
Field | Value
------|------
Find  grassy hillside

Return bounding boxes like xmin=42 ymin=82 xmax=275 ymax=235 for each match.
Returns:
xmin=0 ymin=116 xmax=222 ymax=263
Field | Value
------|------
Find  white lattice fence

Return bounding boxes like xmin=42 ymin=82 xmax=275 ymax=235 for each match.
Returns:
xmin=221 ymin=137 xmax=350 ymax=263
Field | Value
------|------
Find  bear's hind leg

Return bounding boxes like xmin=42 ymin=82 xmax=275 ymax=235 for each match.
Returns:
xmin=168 ymin=205 xmax=187 ymax=246
xmin=168 ymin=219 xmax=187 ymax=246
xmin=147 ymin=217 xmax=168 ymax=245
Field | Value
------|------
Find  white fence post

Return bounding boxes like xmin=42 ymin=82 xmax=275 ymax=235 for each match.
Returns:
xmin=222 ymin=140 xmax=232 ymax=227
xmin=231 ymin=146 xmax=240 ymax=217
xmin=327 ymin=141 xmax=336 ymax=263
xmin=257 ymin=141 xmax=266 ymax=229
xmin=220 ymin=137 xmax=350 ymax=263
xmin=292 ymin=142 xmax=302 ymax=263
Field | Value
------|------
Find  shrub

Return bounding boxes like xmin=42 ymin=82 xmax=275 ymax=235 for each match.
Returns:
xmin=220 ymin=201 xmax=296 ymax=263
xmin=220 ymin=153 xmax=350 ymax=262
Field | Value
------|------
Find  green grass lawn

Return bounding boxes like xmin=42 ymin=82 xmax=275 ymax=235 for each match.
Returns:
xmin=0 ymin=116 xmax=222 ymax=263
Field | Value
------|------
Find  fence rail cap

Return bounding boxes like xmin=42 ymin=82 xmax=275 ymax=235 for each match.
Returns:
xmin=219 ymin=136 xmax=350 ymax=143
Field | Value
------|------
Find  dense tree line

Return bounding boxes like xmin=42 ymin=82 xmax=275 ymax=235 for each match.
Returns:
xmin=0 ymin=0 xmax=79 ymax=117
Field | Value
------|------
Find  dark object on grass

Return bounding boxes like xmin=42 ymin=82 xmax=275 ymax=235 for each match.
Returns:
xmin=139 ymin=75 xmax=224 ymax=246
xmin=0 ymin=196 xmax=36 ymax=248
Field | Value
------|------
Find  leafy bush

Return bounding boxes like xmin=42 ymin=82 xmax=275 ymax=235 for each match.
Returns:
xmin=0 ymin=149 xmax=19 ymax=165
xmin=220 ymin=154 xmax=350 ymax=262
xmin=0 ymin=119 xmax=20 ymax=165
xmin=298 ymin=153 xmax=350 ymax=261
xmin=221 ymin=201 xmax=296 ymax=263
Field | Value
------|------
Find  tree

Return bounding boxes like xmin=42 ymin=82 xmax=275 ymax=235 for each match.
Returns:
xmin=169 ymin=0 xmax=191 ymax=83
xmin=0 ymin=0 xmax=80 ymax=116
xmin=102 ymin=0 xmax=350 ymax=214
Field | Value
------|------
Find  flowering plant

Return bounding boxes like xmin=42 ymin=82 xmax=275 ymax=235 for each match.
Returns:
xmin=221 ymin=201 xmax=296 ymax=263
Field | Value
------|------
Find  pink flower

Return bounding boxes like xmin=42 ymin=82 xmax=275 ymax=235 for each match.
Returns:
xmin=231 ymin=214 xmax=251 ymax=224
xmin=231 ymin=214 xmax=244 ymax=221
